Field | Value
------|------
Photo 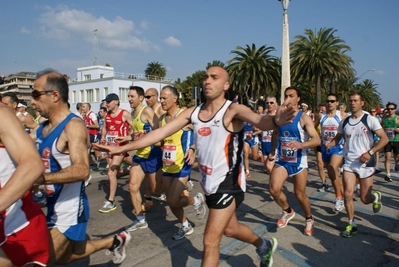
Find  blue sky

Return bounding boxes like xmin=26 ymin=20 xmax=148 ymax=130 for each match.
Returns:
xmin=1 ymin=0 xmax=397 ymax=105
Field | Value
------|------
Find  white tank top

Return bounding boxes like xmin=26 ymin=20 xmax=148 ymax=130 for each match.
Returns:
xmin=191 ymin=100 xmax=246 ymax=195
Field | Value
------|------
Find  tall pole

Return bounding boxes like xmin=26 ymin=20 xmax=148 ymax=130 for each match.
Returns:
xmin=279 ymin=0 xmax=291 ymax=105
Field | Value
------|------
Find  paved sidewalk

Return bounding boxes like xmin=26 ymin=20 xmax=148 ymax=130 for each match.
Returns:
xmin=58 ymin=153 xmax=399 ymax=267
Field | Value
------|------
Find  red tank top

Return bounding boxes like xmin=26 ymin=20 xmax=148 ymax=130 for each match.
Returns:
xmin=84 ymin=110 xmax=99 ymax=135
xmin=105 ymin=109 xmax=130 ymax=145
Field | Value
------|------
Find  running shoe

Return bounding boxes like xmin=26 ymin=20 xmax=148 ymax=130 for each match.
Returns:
xmin=141 ymin=200 xmax=154 ymax=212
xmin=384 ymin=174 xmax=393 ymax=182
xmin=317 ymin=183 xmax=329 ymax=192
xmin=372 ymin=191 xmax=382 ymax=213
xmin=125 ymin=220 xmax=148 ymax=232
xmin=276 ymin=209 xmax=295 ymax=228
xmin=99 ymin=200 xmax=116 ymax=213
xmin=304 ymin=218 xmax=315 ymax=236
xmin=185 ymin=180 xmax=194 ymax=192
xmin=395 ymin=162 xmax=399 ymax=172
xmin=256 ymin=237 xmax=278 ymax=267
xmin=193 ymin=193 xmax=206 ymax=220
xmin=341 ymin=223 xmax=357 ymax=238
xmin=172 ymin=223 xmax=194 ymax=240
xmin=110 ymin=231 xmax=132 ymax=264
xmin=334 ymin=198 xmax=344 ymax=212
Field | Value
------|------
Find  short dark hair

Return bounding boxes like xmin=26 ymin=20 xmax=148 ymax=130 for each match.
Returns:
xmin=36 ymin=69 xmax=69 ymax=103
xmin=326 ymin=93 xmax=338 ymax=100
xmin=386 ymin=102 xmax=397 ymax=109
xmin=284 ymin=86 xmax=301 ymax=98
xmin=129 ymin=86 xmax=144 ymax=97
xmin=76 ymin=102 xmax=83 ymax=110
xmin=2 ymin=92 xmax=18 ymax=104
xmin=349 ymin=92 xmax=364 ymax=101
xmin=100 ymin=107 xmax=107 ymax=113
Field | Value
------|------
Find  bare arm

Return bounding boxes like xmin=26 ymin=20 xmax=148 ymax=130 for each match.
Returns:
xmin=40 ymin=118 xmax=90 ymax=184
xmin=0 ymin=106 xmax=44 ymax=211
xmin=20 ymin=114 xmax=39 ymax=131
xmin=94 ymin=107 xmax=194 ymax=154
xmin=288 ymin=115 xmax=320 ymax=149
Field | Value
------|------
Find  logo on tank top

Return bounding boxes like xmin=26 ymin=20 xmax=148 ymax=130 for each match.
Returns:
xmin=283 ymin=131 xmax=290 ymax=137
xmin=213 ymin=119 xmax=220 ymax=127
xmin=198 ymin=126 xmax=211 ymax=136
xmin=42 ymin=147 xmax=51 ymax=159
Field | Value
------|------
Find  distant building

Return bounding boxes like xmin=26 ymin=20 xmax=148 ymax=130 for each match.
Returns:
xmin=0 ymin=72 xmax=36 ymax=104
xmin=69 ymin=65 xmax=173 ymax=113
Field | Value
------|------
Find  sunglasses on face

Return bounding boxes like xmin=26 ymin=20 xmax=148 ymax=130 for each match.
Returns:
xmin=326 ymin=100 xmax=336 ymax=103
xmin=370 ymin=110 xmax=376 ymax=113
xmin=266 ymin=102 xmax=274 ymax=105
xmin=387 ymin=108 xmax=396 ymax=111
xmin=31 ymin=89 xmax=54 ymax=100
xmin=145 ymin=95 xmax=155 ymax=99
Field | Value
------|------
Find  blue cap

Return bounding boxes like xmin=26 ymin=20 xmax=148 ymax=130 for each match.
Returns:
xmin=102 ymin=93 xmax=119 ymax=102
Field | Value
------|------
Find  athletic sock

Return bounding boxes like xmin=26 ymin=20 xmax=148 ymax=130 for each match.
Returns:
xmin=109 ymin=235 xmax=121 ymax=251
xmin=305 ymin=216 xmax=313 ymax=221
xmin=284 ymin=207 xmax=292 ymax=213
xmin=182 ymin=220 xmax=189 ymax=227
xmin=137 ymin=215 xmax=145 ymax=222
xmin=193 ymin=196 xmax=200 ymax=206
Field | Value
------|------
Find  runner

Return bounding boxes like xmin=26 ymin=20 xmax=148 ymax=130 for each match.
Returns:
xmin=327 ymin=92 xmax=388 ymax=238
xmin=269 ymin=86 xmax=320 ymax=236
xmin=0 ymin=103 xmax=49 ymax=267
xmin=94 ymin=66 xmax=296 ymax=267
xmin=30 ymin=69 xmax=131 ymax=265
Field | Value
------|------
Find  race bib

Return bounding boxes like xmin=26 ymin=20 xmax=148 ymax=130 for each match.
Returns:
xmin=262 ymin=130 xmax=273 ymax=142
xmin=244 ymin=131 xmax=253 ymax=140
xmin=106 ymin=131 xmax=118 ymax=146
xmin=385 ymin=128 xmax=395 ymax=139
xmin=280 ymin=142 xmax=297 ymax=163
xmin=322 ymin=126 xmax=337 ymax=141
xmin=162 ymin=144 xmax=177 ymax=165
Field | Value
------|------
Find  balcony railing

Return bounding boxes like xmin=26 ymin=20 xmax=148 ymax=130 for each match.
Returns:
xmin=72 ymin=72 xmax=173 ymax=83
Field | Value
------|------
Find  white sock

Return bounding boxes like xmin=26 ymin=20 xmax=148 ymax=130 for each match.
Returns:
xmin=137 ymin=215 xmax=145 ymax=222
xmin=182 ymin=220 xmax=189 ymax=227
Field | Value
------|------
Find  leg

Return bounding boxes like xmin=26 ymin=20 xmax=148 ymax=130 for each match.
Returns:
xmin=342 ymin=171 xmax=357 ymax=221
xmin=269 ymin=166 xmax=289 ymax=209
xmin=107 ymin=155 xmax=125 ymax=201
xmin=163 ymin=176 xmax=192 ymax=223
xmin=251 ymin=144 xmax=259 ymax=161
xmin=0 ymin=248 xmax=13 ymax=267
xmin=129 ymin=163 xmax=146 ymax=216
xmin=292 ymin=169 xmax=312 ymax=218
xmin=243 ymin=143 xmax=250 ymax=173
xmin=358 ymin=176 xmax=375 ymax=204
xmin=316 ymin=149 xmax=326 ymax=185
xmin=384 ymin=151 xmax=391 ymax=174
xmin=326 ymin=154 xmax=344 ymax=197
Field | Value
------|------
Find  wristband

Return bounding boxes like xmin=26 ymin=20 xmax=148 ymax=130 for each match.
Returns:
xmin=368 ymin=149 xmax=374 ymax=156
xmin=189 ymin=147 xmax=196 ymax=153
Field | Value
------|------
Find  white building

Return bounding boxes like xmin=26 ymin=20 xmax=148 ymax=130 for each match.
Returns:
xmin=69 ymin=65 xmax=173 ymax=113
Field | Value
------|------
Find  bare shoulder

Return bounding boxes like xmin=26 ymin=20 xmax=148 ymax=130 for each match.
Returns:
xmin=65 ymin=117 xmax=88 ymax=134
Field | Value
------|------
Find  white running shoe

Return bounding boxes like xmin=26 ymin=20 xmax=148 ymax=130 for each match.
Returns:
xmin=193 ymin=193 xmax=206 ymax=220
xmin=334 ymin=198 xmax=344 ymax=211
xmin=110 ymin=231 xmax=131 ymax=264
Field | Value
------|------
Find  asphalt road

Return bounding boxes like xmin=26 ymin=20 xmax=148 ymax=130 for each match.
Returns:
xmin=56 ymin=153 xmax=399 ymax=267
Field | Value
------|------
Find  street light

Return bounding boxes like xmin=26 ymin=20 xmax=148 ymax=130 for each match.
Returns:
xmin=278 ymin=0 xmax=291 ymax=105
xmin=357 ymin=68 xmax=375 ymax=80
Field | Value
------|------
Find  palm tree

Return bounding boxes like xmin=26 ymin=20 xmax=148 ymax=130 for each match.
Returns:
xmin=206 ymin=60 xmax=225 ymax=70
xmin=144 ymin=61 xmax=166 ymax=80
xmin=290 ymin=28 xmax=353 ymax=105
xmin=226 ymin=44 xmax=280 ymax=104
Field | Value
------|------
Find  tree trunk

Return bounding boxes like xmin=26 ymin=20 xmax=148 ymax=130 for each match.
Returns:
xmin=330 ymin=75 xmax=336 ymax=94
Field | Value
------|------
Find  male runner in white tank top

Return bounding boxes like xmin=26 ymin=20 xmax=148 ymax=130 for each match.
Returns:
xmin=94 ymin=66 xmax=296 ymax=267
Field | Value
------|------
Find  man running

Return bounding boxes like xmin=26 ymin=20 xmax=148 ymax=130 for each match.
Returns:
xmin=381 ymin=102 xmax=399 ymax=182
xmin=269 ymin=87 xmax=320 ymax=236
xmin=95 ymin=66 xmax=296 ymax=267
xmin=99 ymin=93 xmax=131 ymax=212
xmin=327 ymin=92 xmax=388 ymax=238
xmin=158 ymin=85 xmax=205 ymax=240
xmin=315 ymin=94 xmax=347 ymax=211
xmin=0 ymin=103 xmax=49 ymax=267
xmin=30 ymin=69 xmax=131 ymax=265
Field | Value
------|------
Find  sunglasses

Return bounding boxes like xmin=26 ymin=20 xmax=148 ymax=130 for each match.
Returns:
xmin=31 ymin=89 xmax=54 ymax=100
xmin=145 ymin=95 xmax=155 ymax=99
xmin=370 ymin=110 xmax=376 ymax=113
xmin=326 ymin=100 xmax=336 ymax=103
xmin=266 ymin=102 xmax=274 ymax=105
xmin=387 ymin=108 xmax=396 ymax=111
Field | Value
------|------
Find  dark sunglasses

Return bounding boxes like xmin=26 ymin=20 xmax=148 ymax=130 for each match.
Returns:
xmin=266 ymin=102 xmax=274 ymax=105
xmin=370 ymin=110 xmax=376 ymax=113
xmin=145 ymin=95 xmax=155 ymax=99
xmin=326 ymin=100 xmax=336 ymax=103
xmin=31 ymin=89 xmax=54 ymax=100
xmin=387 ymin=108 xmax=396 ymax=111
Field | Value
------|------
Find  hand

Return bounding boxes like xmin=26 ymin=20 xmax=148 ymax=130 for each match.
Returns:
xmin=287 ymin=141 xmax=303 ymax=150
xmin=114 ymin=136 xmax=127 ymax=143
xmin=184 ymin=149 xmax=196 ymax=165
xmin=92 ymin=143 xmax=121 ymax=155
xmin=274 ymin=99 xmax=295 ymax=126
xmin=359 ymin=151 xmax=371 ymax=164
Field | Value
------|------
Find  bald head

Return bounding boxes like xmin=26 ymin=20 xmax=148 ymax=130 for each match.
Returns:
xmin=146 ymin=88 xmax=158 ymax=97
xmin=208 ymin=66 xmax=229 ymax=82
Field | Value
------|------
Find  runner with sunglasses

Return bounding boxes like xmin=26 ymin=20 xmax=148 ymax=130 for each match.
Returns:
xmin=381 ymin=102 xmax=399 ymax=182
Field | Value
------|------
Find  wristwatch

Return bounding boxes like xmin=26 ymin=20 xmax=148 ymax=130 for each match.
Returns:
xmin=368 ymin=149 xmax=375 ymax=156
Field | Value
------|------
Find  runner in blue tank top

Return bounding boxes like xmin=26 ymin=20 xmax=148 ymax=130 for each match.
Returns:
xmin=269 ymin=87 xmax=320 ymax=236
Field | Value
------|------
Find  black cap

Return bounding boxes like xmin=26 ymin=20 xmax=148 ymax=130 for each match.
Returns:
xmin=102 ymin=93 xmax=119 ymax=102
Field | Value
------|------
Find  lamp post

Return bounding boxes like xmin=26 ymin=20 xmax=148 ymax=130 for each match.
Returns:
xmin=357 ymin=68 xmax=375 ymax=80
xmin=278 ymin=0 xmax=291 ymax=105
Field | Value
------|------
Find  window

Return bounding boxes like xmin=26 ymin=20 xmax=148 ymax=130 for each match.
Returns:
xmin=119 ymin=87 xmax=129 ymax=102
xmin=84 ymin=74 xmax=91 ymax=81
xmin=100 ymin=74 xmax=104 ymax=79
xmin=87 ymin=89 xmax=93 ymax=102
xmin=103 ymin=87 xmax=108 ymax=99
xmin=95 ymin=88 xmax=99 ymax=102
xmin=72 ymin=91 xmax=76 ymax=103
xmin=80 ymin=90 xmax=85 ymax=102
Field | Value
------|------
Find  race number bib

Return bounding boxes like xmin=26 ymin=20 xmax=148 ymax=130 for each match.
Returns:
xmin=280 ymin=142 xmax=297 ymax=163
xmin=385 ymin=128 xmax=395 ymax=139
xmin=162 ymin=145 xmax=177 ymax=165
xmin=106 ymin=131 xmax=118 ymax=146
xmin=262 ymin=130 xmax=273 ymax=142
xmin=244 ymin=131 xmax=253 ymax=140
xmin=322 ymin=126 xmax=337 ymax=142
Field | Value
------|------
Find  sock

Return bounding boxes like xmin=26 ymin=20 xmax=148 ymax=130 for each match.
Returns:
xmin=257 ymin=238 xmax=269 ymax=251
xmin=137 ymin=215 xmax=145 ymax=222
xmin=109 ymin=235 xmax=121 ymax=251
xmin=323 ymin=182 xmax=328 ymax=186
xmin=145 ymin=197 xmax=152 ymax=202
xmin=193 ymin=196 xmax=200 ymax=206
xmin=182 ymin=220 xmax=189 ymax=227
xmin=284 ymin=207 xmax=292 ymax=213
xmin=305 ymin=216 xmax=313 ymax=221
xmin=349 ymin=219 xmax=355 ymax=226
xmin=108 ymin=199 xmax=114 ymax=204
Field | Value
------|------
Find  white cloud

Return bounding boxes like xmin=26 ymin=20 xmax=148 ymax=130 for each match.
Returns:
xmin=20 ymin=27 xmax=31 ymax=34
xmin=164 ymin=36 xmax=181 ymax=47
xmin=140 ymin=20 xmax=149 ymax=30
xmin=38 ymin=5 xmax=157 ymax=51
xmin=375 ymin=69 xmax=384 ymax=75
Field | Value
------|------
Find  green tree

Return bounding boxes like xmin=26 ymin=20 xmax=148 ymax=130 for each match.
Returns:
xmin=226 ymin=44 xmax=280 ymax=105
xmin=175 ymin=70 xmax=206 ymax=107
xmin=206 ymin=60 xmax=225 ymax=70
xmin=144 ymin=61 xmax=166 ymax=80
xmin=290 ymin=28 xmax=353 ymax=105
